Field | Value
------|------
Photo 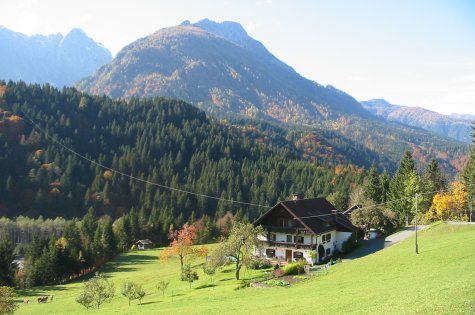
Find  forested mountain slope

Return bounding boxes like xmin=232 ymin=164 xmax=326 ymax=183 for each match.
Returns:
xmin=0 ymin=82 xmax=369 ymax=227
xmin=77 ymin=20 xmax=369 ymax=122
xmin=361 ymin=99 xmax=473 ymax=143
xmin=76 ymin=20 xmax=469 ymax=174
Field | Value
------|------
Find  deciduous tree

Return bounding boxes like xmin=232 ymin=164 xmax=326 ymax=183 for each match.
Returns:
xmin=76 ymin=272 xmax=114 ymax=310
xmin=160 ymin=224 xmax=207 ymax=275
xmin=0 ymin=286 xmax=18 ymax=315
xmin=210 ymin=222 xmax=264 ymax=280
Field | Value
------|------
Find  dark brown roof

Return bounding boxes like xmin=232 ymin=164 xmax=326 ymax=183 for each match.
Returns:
xmin=136 ymin=239 xmax=153 ymax=245
xmin=254 ymin=197 xmax=356 ymax=234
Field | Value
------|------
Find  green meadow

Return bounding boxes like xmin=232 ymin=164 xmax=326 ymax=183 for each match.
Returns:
xmin=15 ymin=223 xmax=475 ymax=314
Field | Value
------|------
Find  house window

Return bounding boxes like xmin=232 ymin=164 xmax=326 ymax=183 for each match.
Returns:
xmin=326 ymin=248 xmax=331 ymax=256
xmin=265 ymin=249 xmax=275 ymax=258
xmin=293 ymin=251 xmax=303 ymax=259
xmin=286 ymin=235 xmax=293 ymax=243
xmin=279 ymin=218 xmax=285 ymax=227
xmin=287 ymin=219 xmax=294 ymax=228
xmin=296 ymin=236 xmax=304 ymax=244
xmin=322 ymin=235 xmax=326 ymax=243
xmin=271 ymin=233 xmax=276 ymax=241
xmin=326 ymin=233 xmax=331 ymax=242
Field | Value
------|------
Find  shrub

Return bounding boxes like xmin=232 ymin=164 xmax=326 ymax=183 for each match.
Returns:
xmin=76 ymin=272 xmax=114 ymax=310
xmin=234 ymin=280 xmax=250 ymax=290
xmin=273 ymin=263 xmax=280 ymax=270
xmin=0 ymin=286 xmax=18 ymax=315
xmin=342 ymin=233 xmax=358 ymax=253
xmin=282 ymin=260 xmax=307 ymax=276
xmin=273 ymin=268 xmax=284 ymax=277
xmin=265 ymin=279 xmax=289 ymax=287
xmin=248 ymin=257 xmax=272 ymax=270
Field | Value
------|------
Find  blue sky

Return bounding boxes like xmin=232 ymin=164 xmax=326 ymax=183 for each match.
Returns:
xmin=1 ymin=0 xmax=474 ymax=115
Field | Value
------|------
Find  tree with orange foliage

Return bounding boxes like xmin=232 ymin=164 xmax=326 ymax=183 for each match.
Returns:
xmin=426 ymin=181 xmax=468 ymax=221
xmin=159 ymin=223 xmax=208 ymax=276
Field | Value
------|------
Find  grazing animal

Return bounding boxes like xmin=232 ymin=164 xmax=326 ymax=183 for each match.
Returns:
xmin=37 ymin=296 xmax=48 ymax=303
xmin=49 ymin=295 xmax=53 ymax=301
xmin=23 ymin=299 xmax=29 ymax=304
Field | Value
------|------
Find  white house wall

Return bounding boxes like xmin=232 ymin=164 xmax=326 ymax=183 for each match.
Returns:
xmin=256 ymin=229 xmax=346 ymax=264
xmin=335 ymin=231 xmax=352 ymax=251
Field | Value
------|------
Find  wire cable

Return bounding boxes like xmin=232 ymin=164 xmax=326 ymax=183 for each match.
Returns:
xmin=18 ymin=109 xmax=271 ymax=209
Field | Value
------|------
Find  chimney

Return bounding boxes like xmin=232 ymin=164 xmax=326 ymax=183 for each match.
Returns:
xmin=292 ymin=192 xmax=304 ymax=201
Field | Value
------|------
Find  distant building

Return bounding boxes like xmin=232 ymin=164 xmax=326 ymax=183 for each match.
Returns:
xmin=12 ymin=255 xmax=25 ymax=270
xmin=253 ymin=194 xmax=357 ymax=265
xmin=343 ymin=204 xmax=362 ymax=219
xmin=135 ymin=239 xmax=153 ymax=250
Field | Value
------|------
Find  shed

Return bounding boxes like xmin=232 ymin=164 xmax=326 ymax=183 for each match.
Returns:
xmin=135 ymin=239 xmax=153 ymax=250
xmin=368 ymin=228 xmax=378 ymax=240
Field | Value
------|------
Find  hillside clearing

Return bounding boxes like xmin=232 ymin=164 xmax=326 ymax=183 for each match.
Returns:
xmin=15 ymin=222 xmax=475 ymax=314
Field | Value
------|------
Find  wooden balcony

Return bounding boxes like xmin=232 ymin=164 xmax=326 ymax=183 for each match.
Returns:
xmin=261 ymin=240 xmax=314 ymax=250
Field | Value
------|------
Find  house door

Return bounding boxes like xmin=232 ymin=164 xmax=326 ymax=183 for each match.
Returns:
xmin=285 ymin=249 xmax=292 ymax=261
xmin=317 ymin=245 xmax=325 ymax=261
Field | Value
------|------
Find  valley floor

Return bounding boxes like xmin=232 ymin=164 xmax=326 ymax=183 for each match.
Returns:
xmin=15 ymin=222 xmax=475 ymax=314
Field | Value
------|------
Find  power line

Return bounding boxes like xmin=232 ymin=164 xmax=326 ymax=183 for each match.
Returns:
xmin=18 ymin=109 xmax=271 ymax=209
xmin=16 ymin=109 xmax=475 ymax=214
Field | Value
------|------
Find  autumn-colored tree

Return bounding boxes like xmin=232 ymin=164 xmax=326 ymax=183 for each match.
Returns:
xmin=159 ymin=223 xmax=208 ymax=275
xmin=426 ymin=181 xmax=468 ymax=221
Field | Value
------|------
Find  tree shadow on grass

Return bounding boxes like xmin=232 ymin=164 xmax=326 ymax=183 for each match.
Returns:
xmin=139 ymin=301 xmax=161 ymax=306
xmin=17 ymin=286 xmax=69 ymax=297
xmin=112 ymin=254 xmax=158 ymax=265
xmin=100 ymin=265 xmax=140 ymax=274
xmin=220 ymin=268 xmax=234 ymax=273
xmin=219 ymin=278 xmax=234 ymax=282
xmin=194 ymin=284 xmax=217 ymax=290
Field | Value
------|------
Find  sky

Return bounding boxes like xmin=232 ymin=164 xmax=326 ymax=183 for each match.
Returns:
xmin=1 ymin=0 xmax=474 ymax=115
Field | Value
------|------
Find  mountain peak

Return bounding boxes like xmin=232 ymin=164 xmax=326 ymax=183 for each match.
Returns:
xmin=0 ymin=26 xmax=111 ymax=87
xmin=192 ymin=19 xmax=249 ymax=48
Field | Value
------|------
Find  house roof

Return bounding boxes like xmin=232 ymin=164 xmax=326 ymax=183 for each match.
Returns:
xmin=343 ymin=204 xmax=362 ymax=217
xmin=254 ymin=197 xmax=357 ymax=234
xmin=136 ymin=239 xmax=153 ymax=245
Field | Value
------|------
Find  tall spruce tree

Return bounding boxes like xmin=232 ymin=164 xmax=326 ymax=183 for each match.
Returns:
xmin=421 ymin=158 xmax=447 ymax=212
xmin=364 ymin=163 xmax=382 ymax=203
xmin=389 ymin=151 xmax=417 ymax=225
xmin=380 ymin=169 xmax=391 ymax=203
xmin=463 ymin=122 xmax=475 ymax=199
xmin=0 ymin=239 xmax=15 ymax=286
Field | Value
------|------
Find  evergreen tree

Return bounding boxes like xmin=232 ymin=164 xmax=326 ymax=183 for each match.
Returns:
xmin=81 ymin=207 xmax=97 ymax=246
xmin=389 ymin=151 xmax=417 ymax=225
xmin=463 ymin=123 xmax=475 ymax=198
xmin=364 ymin=163 xmax=382 ymax=203
xmin=101 ymin=217 xmax=116 ymax=260
xmin=380 ymin=169 xmax=391 ymax=203
xmin=0 ymin=239 xmax=15 ymax=286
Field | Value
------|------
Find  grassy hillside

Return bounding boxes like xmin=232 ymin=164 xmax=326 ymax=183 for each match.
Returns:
xmin=16 ymin=223 xmax=475 ymax=314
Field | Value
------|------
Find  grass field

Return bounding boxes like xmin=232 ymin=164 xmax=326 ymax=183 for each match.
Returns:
xmin=15 ymin=222 xmax=475 ymax=314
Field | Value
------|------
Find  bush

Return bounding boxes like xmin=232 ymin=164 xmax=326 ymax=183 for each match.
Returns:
xmin=273 ymin=263 xmax=280 ymax=270
xmin=273 ymin=268 xmax=284 ymax=277
xmin=265 ymin=279 xmax=289 ymax=287
xmin=342 ymin=233 xmax=358 ymax=253
xmin=282 ymin=260 xmax=307 ymax=276
xmin=248 ymin=257 xmax=272 ymax=270
xmin=0 ymin=286 xmax=18 ymax=315
xmin=234 ymin=280 xmax=250 ymax=290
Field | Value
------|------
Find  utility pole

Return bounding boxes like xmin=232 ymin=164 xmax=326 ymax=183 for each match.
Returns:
xmin=415 ymin=192 xmax=419 ymax=254
xmin=470 ymin=197 xmax=472 ymax=223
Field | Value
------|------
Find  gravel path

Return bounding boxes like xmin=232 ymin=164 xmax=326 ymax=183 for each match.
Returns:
xmin=344 ymin=225 xmax=428 ymax=260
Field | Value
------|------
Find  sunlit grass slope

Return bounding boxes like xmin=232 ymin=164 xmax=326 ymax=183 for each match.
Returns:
xmin=16 ymin=223 xmax=475 ymax=314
